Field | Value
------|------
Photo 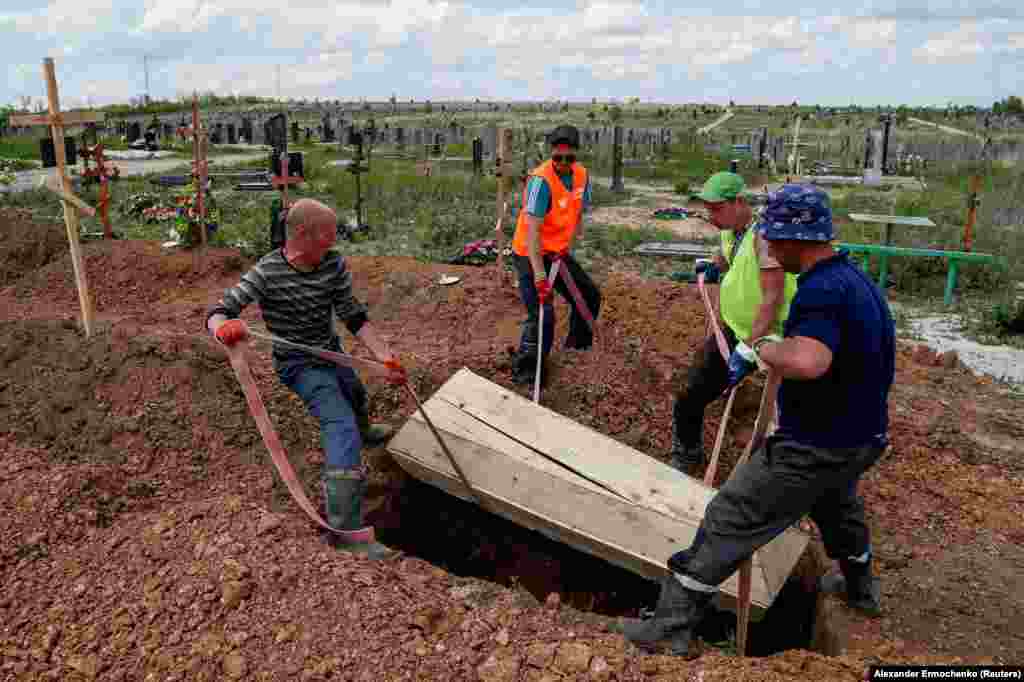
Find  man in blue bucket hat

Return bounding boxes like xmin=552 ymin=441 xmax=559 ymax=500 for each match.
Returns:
xmin=616 ymin=184 xmax=895 ymax=657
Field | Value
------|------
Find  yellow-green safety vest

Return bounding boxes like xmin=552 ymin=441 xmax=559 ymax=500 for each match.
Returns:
xmin=719 ymin=226 xmax=798 ymax=342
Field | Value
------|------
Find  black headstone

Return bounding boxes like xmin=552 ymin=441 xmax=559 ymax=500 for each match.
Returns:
xmin=39 ymin=137 xmax=77 ymax=168
xmin=227 ymin=124 xmax=237 ymax=145
xmin=271 ymin=151 xmax=304 ymax=178
xmin=264 ymin=113 xmax=288 ymax=154
xmin=127 ymin=122 xmax=142 ymax=143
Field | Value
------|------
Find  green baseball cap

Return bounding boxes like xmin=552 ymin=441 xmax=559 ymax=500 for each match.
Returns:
xmin=691 ymin=172 xmax=746 ymax=203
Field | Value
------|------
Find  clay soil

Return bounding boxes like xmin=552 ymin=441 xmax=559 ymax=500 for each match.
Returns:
xmin=1 ymin=207 xmax=1022 ymax=681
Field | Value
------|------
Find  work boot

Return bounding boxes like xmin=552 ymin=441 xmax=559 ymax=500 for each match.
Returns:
xmin=611 ymin=574 xmax=714 ymax=658
xmin=322 ymin=470 xmax=399 ymax=561
xmin=670 ymin=445 xmax=705 ymax=477
xmin=819 ymin=556 xmax=881 ymax=617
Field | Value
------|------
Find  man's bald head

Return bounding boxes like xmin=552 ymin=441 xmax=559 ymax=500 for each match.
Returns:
xmin=283 ymin=198 xmax=338 ymax=269
xmin=286 ymin=198 xmax=336 ymax=240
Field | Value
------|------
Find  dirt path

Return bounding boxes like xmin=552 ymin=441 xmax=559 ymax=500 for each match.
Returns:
xmin=0 ymin=228 xmax=1021 ymax=679
xmin=588 ymin=175 xmax=716 ymax=240
xmin=0 ymin=152 xmax=268 ymax=194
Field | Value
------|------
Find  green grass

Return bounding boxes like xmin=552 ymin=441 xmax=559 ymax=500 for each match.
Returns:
xmin=0 ymin=136 xmax=43 ymax=161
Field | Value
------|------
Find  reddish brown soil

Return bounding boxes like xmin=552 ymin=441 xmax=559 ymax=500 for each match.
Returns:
xmin=1 ymin=215 xmax=1022 ymax=680
xmin=0 ymin=209 xmax=69 ymax=288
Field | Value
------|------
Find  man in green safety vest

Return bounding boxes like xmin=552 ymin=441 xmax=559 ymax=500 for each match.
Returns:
xmin=670 ymin=172 xmax=798 ymax=475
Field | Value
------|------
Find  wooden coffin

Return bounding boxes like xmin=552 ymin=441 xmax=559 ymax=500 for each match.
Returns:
xmin=387 ymin=368 xmax=808 ymax=615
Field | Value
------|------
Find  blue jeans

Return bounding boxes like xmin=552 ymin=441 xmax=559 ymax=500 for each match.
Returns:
xmin=277 ymin=358 xmax=363 ymax=473
xmin=513 ymin=253 xmax=601 ymax=360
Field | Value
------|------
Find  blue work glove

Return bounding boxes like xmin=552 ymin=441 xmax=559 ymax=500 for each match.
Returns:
xmin=726 ymin=342 xmax=759 ymax=388
xmin=695 ymin=258 xmax=721 ymax=284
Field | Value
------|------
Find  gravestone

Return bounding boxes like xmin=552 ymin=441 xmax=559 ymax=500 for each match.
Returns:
xmin=611 ymin=125 xmax=625 ymax=192
xmin=472 ymin=137 xmax=483 ymax=175
xmin=240 ymin=119 xmax=253 ymax=144
xmin=864 ymin=129 xmax=884 ymax=186
xmin=291 ymin=121 xmax=300 ymax=144
xmin=265 ymin=113 xmax=288 ymax=155
xmin=251 ymin=117 xmax=265 ymax=146
xmin=413 ymin=129 xmax=423 ymax=147
xmin=395 ymin=127 xmax=405 ymax=150
xmin=210 ymin=123 xmax=223 ymax=145
xmin=433 ymin=133 xmax=443 ymax=156
xmin=482 ymin=125 xmax=498 ymax=158
xmin=227 ymin=123 xmax=237 ymax=145
xmin=322 ymin=116 xmax=335 ymax=142
xmin=127 ymin=121 xmax=142 ymax=143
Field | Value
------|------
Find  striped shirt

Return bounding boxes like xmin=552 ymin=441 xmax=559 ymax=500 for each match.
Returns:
xmin=207 ymin=249 xmax=368 ymax=364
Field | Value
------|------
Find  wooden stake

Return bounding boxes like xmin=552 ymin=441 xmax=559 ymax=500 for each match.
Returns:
xmin=38 ymin=58 xmax=97 ymax=338
xmin=963 ymin=175 xmax=981 ymax=252
xmin=495 ymin=128 xmax=512 ymax=282
xmin=191 ymin=94 xmax=208 ymax=250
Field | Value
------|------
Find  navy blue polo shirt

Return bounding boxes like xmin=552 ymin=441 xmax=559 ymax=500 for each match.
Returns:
xmin=776 ymin=251 xmax=895 ymax=449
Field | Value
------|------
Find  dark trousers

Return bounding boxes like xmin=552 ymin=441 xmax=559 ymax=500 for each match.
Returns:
xmin=669 ymin=435 xmax=884 ymax=588
xmin=513 ymin=253 xmax=601 ymax=359
xmin=671 ymin=326 xmax=738 ymax=452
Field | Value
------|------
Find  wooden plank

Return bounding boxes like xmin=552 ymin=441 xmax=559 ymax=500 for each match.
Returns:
xmin=433 ymin=369 xmax=715 ymax=521
xmin=404 ymin=397 xmax=610 ymax=497
xmin=848 ymin=213 xmax=936 ymax=227
xmin=10 ymin=110 xmax=105 ymax=127
xmin=389 ymin=417 xmax=778 ymax=611
xmin=43 ymin=58 xmax=94 ymax=338
xmin=634 ymin=242 xmax=714 ymax=257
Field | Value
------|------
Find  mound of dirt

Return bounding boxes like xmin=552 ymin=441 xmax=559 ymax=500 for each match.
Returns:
xmin=0 ymin=208 xmax=69 ymax=288
xmin=2 ymin=240 xmax=1023 ymax=679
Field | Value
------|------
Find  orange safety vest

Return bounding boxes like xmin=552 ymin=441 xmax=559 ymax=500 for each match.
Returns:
xmin=511 ymin=160 xmax=588 ymax=257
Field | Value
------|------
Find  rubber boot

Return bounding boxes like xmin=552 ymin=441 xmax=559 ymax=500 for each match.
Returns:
xmin=612 ymin=574 xmax=714 ymax=657
xmin=511 ymin=351 xmax=547 ymax=387
xmin=819 ymin=556 xmax=881 ymax=617
xmin=670 ymin=445 xmax=704 ymax=477
xmin=356 ymin=413 xmax=395 ymax=445
xmin=322 ymin=470 xmax=399 ymax=561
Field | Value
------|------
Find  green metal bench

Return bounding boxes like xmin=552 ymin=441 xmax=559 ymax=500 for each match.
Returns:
xmin=837 ymin=242 xmax=1005 ymax=305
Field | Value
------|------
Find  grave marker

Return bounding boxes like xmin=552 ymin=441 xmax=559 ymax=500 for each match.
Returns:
xmin=9 ymin=58 xmax=100 ymax=337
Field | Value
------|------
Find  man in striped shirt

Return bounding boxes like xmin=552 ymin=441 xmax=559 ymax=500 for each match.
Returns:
xmin=207 ymin=199 xmax=405 ymax=560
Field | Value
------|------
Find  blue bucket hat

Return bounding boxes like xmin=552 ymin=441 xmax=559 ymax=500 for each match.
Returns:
xmin=756 ymin=184 xmax=834 ymax=242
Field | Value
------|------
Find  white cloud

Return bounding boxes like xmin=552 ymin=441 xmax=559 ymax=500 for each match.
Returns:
xmin=173 ymin=52 xmax=353 ymax=98
xmin=912 ymin=22 xmax=986 ymax=62
xmin=14 ymin=0 xmax=119 ymax=34
xmin=839 ymin=18 xmax=900 ymax=48
xmin=142 ymin=0 xmax=221 ymax=33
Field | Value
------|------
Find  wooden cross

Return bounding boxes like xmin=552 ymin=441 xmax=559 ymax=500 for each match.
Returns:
xmin=80 ymin=143 xmax=118 ymax=239
xmin=10 ymin=58 xmax=103 ymax=338
xmin=175 ymin=94 xmax=211 ymax=250
xmin=271 ymin=152 xmax=302 ymax=207
xmin=493 ymin=128 xmax=513 ymax=281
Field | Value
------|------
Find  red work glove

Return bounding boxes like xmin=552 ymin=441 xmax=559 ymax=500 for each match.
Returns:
xmin=214 ymin=319 xmax=249 ymax=347
xmin=535 ymin=278 xmax=552 ymax=304
xmin=383 ymin=358 xmax=408 ymax=386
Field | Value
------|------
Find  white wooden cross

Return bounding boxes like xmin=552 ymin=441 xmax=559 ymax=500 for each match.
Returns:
xmin=10 ymin=58 xmax=103 ymax=337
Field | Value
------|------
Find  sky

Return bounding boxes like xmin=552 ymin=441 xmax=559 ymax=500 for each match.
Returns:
xmin=2 ymin=0 xmax=1022 ymax=110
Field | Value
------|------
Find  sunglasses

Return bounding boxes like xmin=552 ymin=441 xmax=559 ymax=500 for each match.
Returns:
xmin=552 ymin=154 xmax=576 ymax=164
